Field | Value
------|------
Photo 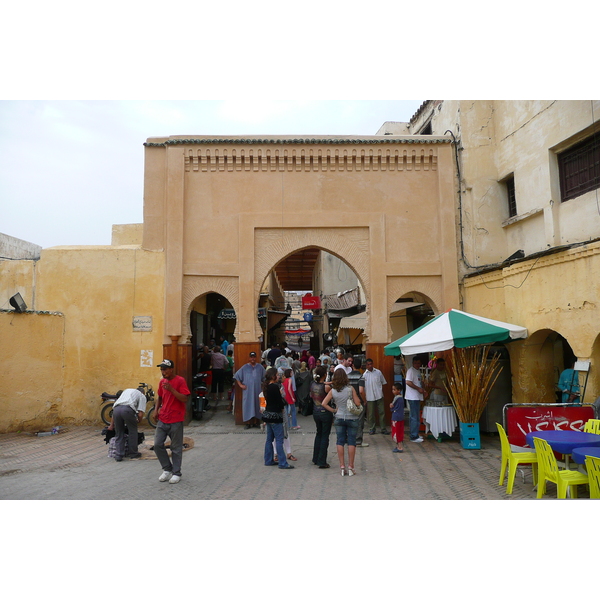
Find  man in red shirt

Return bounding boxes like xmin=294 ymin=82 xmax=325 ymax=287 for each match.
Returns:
xmin=154 ymin=359 xmax=191 ymax=484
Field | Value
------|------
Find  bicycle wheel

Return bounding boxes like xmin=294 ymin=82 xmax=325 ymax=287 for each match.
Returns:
xmin=101 ymin=402 xmax=114 ymax=425
xmin=147 ymin=406 xmax=158 ymax=428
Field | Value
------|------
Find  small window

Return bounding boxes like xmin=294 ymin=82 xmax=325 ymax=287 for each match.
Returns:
xmin=505 ymin=175 xmax=517 ymax=218
xmin=558 ymin=134 xmax=600 ymax=202
xmin=420 ymin=121 xmax=432 ymax=135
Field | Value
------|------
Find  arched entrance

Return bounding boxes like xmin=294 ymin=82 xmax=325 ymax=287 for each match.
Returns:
xmin=143 ymin=135 xmax=460 ymax=424
xmin=511 ymin=329 xmax=579 ymax=404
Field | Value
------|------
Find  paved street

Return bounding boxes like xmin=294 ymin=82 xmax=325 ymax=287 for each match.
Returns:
xmin=0 ymin=396 xmax=557 ymax=501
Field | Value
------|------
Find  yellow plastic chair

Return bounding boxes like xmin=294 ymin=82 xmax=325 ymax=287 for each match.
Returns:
xmin=533 ymin=437 xmax=589 ymax=499
xmin=496 ymin=423 xmax=538 ymax=494
xmin=585 ymin=456 xmax=600 ymax=499
xmin=583 ymin=419 xmax=600 ymax=434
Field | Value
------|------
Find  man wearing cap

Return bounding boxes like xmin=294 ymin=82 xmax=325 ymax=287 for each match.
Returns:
xmin=154 ymin=359 xmax=191 ymax=484
xmin=234 ymin=351 xmax=266 ymax=429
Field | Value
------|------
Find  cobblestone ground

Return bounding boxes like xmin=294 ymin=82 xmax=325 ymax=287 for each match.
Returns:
xmin=0 ymin=399 xmax=581 ymax=501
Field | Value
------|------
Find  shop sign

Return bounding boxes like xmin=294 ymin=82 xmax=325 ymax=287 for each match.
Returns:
xmin=505 ymin=403 xmax=596 ymax=446
xmin=302 ymin=295 xmax=321 ymax=310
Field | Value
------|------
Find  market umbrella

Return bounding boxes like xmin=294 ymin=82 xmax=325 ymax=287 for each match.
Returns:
xmin=384 ymin=309 xmax=528 ymax=430
xmin=384 ymin=309 xmax=528 ymax=356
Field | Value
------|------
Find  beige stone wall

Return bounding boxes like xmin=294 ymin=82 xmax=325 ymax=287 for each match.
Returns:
xmin=389 ymin=100 xmax=600 ymax=406
xmin=463 ymin=241 xmax=600 ymax=403
xmin=143 ymin=136 xmax=461 ymax=352
xmin=0 ymin=238 xmax=165 ymax=432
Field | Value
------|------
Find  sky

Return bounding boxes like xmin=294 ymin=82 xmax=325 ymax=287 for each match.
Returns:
xmin=2 ymin=3 xmax=595 ymax=251
xmin=0 ymin=100 xmax=424 ymax=248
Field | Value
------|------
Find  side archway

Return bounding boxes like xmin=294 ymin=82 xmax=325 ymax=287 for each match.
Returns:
xmin=181 ymin=276 xmax=239 ymax=343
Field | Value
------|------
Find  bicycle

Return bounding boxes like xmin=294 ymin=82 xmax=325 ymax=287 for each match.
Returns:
xmin=100 ymin=383 xmax=157 ymax=428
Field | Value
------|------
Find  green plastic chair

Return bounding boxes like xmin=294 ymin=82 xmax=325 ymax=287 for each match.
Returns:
xmin=533 ymin=437 xmax=589 ymax=499
xmin=585 ymin=456 xmax=600 ymax=499
xmin=496 ymin=423 xmax=538 ymax=494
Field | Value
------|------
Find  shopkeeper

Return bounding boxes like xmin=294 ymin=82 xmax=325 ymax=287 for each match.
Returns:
xmin=427 ymin=358 xmax=449 ymax=407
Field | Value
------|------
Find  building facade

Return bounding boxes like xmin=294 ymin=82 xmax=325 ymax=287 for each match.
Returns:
xmin=380 ymin=100 xmax=600 ymax=405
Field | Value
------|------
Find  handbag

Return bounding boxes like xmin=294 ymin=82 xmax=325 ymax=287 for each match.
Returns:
xmin=346 ymin=388 xmax=363 ymax=416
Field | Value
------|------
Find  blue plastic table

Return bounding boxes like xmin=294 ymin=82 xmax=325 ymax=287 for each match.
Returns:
xmin=526 ymin=430 xmax=600 ymax=468
xmin=571 ymin=445 xmax=600 ymax=465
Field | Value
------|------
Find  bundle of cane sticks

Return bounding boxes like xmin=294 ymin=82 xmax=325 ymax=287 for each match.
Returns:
xmin=445 ymin=345 xmax=502 ymax=423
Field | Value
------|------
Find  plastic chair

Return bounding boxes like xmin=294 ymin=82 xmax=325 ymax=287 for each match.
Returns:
xmin=585 ymin=456 xmax=600 ymax=499
xmin=496 ymin=423 xmax=538 ymax=494
xmin=533 ymin=437 xmax=589 ymax=499
xmin=583 ymin=419 xmax=600 ymax=434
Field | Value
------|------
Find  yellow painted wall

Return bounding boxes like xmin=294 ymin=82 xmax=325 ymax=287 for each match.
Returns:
xmin=463 ymin=242 xmax=600 ymax=403
xmin=0 ymin=312 xmax=64 ymax=431
xmin=0 ymin=234 xmax=165 ymax=432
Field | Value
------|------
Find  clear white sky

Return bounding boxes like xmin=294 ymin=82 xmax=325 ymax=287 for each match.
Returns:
xmin=0 ymin=100 xmax=424 ymax=248
xmin=2 ymin=3 xmax=593 ymax=250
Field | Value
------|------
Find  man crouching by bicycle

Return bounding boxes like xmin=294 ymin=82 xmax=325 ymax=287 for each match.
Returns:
xmin=154 ymin=359 xmax=191 ymax=484
xmin=112 ymin=387 xmax=147 ymax=461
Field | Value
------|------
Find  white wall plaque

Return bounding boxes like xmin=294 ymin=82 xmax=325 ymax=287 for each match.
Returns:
xmin=141 ymin=349 xmax=154 ymax=368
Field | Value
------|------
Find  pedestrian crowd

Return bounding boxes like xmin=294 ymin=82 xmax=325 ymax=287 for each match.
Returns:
xmin=229 ymin=342 xmax=442 ymax=476
xmin=109 ymin=337 xmax=448 ymax=485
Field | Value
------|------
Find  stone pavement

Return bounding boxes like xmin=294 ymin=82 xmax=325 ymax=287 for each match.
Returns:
xmin=0 ymin=399 xmax=558 ymax=500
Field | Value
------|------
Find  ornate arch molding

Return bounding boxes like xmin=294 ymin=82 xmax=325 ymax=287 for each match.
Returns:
xmin=181 ymin=276 xmax=239 ymax=343
xmin=386 ymin=276 xmax=442 ymax=340
xmin=253 ymin=227 xmax=370 ymax=338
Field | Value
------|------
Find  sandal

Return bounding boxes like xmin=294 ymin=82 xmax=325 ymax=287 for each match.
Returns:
xmin=287 ymin=454 xmax=297 ymax=461
xmin=340 ymin=466 xmax=346 ymax=477
xmin=347 ymin=467 xmax=355 ymax=477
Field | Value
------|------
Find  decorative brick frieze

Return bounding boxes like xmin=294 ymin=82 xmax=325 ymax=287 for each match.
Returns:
xmin=182 ymin=147 xmax=439 ymax=173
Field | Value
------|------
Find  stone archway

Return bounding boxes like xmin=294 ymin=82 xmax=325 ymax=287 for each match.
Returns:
xmin=181 ymin=276 xmax=239 ymax=343
xmin=143 ymin=135 xmax=460 ymax=422
xmin=253 ymin=228 xmax=370 ymax=339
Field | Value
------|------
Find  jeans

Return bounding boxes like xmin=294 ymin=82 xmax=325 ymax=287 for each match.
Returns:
xmin=286 ymin=403 xmax=298 ymax=428
xmin=334 ymin=417 xmax=359 ymax=447
xmin=366 ymin=397 xmax=388 ymax=432
xmin=264 ymin=422 xmax=289 ymax=468
xmin=113 ymin=404 xmax=139 ymax=458
xmin=407 ymin=400 xmax=421 ymax=440
xmin=355 ymin=406 xmax=366 ymax=444
xmin=154 ymin=420 xmax=184 ymax=476
xmin=312 ymin=409 xmax=333 ymax=466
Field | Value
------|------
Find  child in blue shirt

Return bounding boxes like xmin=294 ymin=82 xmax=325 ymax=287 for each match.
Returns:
xmin=390 ymin=383 xmax=405 ymax=453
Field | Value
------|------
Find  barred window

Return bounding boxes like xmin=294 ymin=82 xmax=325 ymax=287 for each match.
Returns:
xmin=558 ymin=135 xmax=600 ymax=202
xmin=505 ymin=175 xmax=517 ymax=218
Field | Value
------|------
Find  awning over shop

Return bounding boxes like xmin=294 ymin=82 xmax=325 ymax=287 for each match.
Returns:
xmin=390 ymin=301 xmax=424 ymax=316
xmin=338 ymin=313 xmax=367 ymax=330
xmin=337 ymin=302 xmax=424 ymax=330
xmin=324 ymin=287 xmax=360 ymax=311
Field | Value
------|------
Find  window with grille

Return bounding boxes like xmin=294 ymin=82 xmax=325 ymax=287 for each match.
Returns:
xmin=558 ymin=134 xmax=600 ymax=202
xmin=505 ymin=175 xmax=517 ymax=218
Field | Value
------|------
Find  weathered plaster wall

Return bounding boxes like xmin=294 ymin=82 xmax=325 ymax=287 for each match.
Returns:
xmin=0 ymin=312 xmax=64 ymax=431
xmin=463 ymin=241 xmax=600 ymax=403
xmin=0 ymin=234 xmax=165 ymax=432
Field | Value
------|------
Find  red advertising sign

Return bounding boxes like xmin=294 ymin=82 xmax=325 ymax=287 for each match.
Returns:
xmin=505 ymin=403 xmax=596 ymax=447
xmin=301 ymin=295 xmax=321 ymax=310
